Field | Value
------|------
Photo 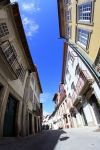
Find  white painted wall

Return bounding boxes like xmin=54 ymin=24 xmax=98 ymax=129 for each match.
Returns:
xmin=83 ymin=104 xmax=93 ymax=124
xmin=64 ymin=45 xmax=100 ymax=127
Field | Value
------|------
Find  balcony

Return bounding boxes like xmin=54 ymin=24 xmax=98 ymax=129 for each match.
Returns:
xmin=72 ymin=69 xmax=94 ymax=106
xmin=33 ymin=104 xmax=41 ymax=116
xmin=0 ymin=41 xmax=24 ymax=80
xmin=59 ymin=83 xmax=67 ymax=102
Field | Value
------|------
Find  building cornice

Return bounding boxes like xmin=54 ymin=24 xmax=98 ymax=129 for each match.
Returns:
xmin=33 ymin=65 xmax=43 ymax=93
xmin=57 ymin=0 xmax=65 ymax=37
xmin=10 ymin=2 xmax=43 ymax=93
xmin=61 ymin=42 xmax=68 ymax=83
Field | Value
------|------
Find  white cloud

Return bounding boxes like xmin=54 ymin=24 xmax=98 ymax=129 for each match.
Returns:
xmin=10 ymin=0 xmax=20 ymax=2
xmin=11 ymin=0 xmax=40 ymax=37
xmin=43 ymin=110 xmax=50 ymax=116
xmin=40 ymin=92 xmax=53 ymax=103
xmin=22 ymin=17 xmax=39 ymax=37
xmin=22 ymin=3 xmax=40 ymax=13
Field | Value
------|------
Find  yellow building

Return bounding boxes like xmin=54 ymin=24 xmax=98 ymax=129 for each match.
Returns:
xmin=58 ymin=0 xmax=100 ymax=85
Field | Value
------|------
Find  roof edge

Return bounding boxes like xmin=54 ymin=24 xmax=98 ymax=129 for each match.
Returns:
xmin=11 ymin=3 xmax=43 ymax=93
xmin=61 ymin=42 xmax=68 ymax=83
xmin=57 ymin=0 xmax=65 ymax=38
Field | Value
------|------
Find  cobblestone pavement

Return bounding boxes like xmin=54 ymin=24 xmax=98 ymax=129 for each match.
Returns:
xmin=0 ymin=127 xmax=100 ymax=150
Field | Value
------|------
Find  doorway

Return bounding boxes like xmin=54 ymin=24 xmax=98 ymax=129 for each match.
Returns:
xmin=3 ymin=95 xmax=18 ymax=137
xmin=79 ymin=107 xmax=88 ymax=126
xmin=29 ymin=113 xmax=32 ymax=134
xmin=38 ymin=118 xmax=40 ymax=132
xmin=34 ymin=116 xmax=37 ymax=133
xmin=0 ymin=83 xmax=3 ymax=102
xmin=90 ymin=94 xmax=100 ymax=124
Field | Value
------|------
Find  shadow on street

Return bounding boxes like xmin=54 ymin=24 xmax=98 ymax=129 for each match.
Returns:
xmin=59 ymin=136 xmax=69 ymax=141
xmin=0 ymin=130 xmax=69 ymax=150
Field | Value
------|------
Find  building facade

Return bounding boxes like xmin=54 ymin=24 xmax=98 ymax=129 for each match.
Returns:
xmin=62 ymin=43 xmax=100 ymax=128
xmin=22 ymin=69 xmax=42 ymax=136
xmin=0 ymin=0 xmax=43 ymax=137
xmin=55 ymin=0 xmax=100 ymax=129
xmin=51 ymin=83 xmax=70 ymax=129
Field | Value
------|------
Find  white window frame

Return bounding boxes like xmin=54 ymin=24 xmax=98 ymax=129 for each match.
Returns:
xmin=71 ymin=82 xmax=75 ymax=90
xmin=93 ymin=49 xmax=100 ymax=74
xmin=75 ymin=64 xmax=81 ymax=76
xmin=66 ymin=25 xmax=72 ymax=38
xmin=0 ymin=41 xmax=25 ymax=81
xmin=68 ymin=51 xmax=75 ymax=65
xmin=66 ymin=9 xmax=71 ymax=22
xmin=0 ymin=41 xmax=17 ymax=65
xmin=64 ymin=0 xmax=71 ymax=5
xmin=77 ymin=1 xmax=93 ymax=24
xmin=76 ymin=28 xmax=91 ymax=50
xmin=0 ymin=22 xmax=9 ymax=38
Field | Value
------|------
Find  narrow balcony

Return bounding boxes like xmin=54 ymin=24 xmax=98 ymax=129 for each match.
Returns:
xmin=59 ymin=83 xmax=67 ymax=103
xmin=72 ymin=69 xmax=94 ymax=106
xmin=0 ymin=41 xmax=24 ymax=80
xmin=33 ymin=103 xmax=41 ymax=116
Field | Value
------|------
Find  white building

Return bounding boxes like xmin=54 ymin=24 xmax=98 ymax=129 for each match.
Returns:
xmin=62 ymin=43 xmax=100 ymax=128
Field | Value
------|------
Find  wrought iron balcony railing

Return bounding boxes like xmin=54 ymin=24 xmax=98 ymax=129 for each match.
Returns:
xmin=0 ymin=40 xmax=25 ymax=80
xmin=72 ymin=69 xmax=94 ymax=105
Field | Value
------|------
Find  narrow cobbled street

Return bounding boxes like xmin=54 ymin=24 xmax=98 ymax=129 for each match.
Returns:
xmin=0 ymin=0 xmax=100 ymax=149
xmin=0 ymin=127 xmax=100 ymax=150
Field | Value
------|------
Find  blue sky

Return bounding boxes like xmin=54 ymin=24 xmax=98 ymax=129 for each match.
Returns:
xmin=11 ymin=0 xmax=63 ymax=116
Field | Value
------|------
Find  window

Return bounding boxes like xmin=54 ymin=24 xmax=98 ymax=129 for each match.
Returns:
xmin=64 ymin=78 xmax=67 ymax=85
xmin=0 ymin=84 xmax=3 ymax=103
xmin=0 ymin=41 xmax=17 ymax=65
xmin=66 ymin=26 xmax=71 ymax=38
xmin=66 ymin=68 xmax=69 ymax=75
xmin=18 ymin=64 xmax=25 ymax=81
xmin=68 ymin=73 xmax=71 ymax=81
xmin=93 ymin=49 xmax=100 ymax=74
xmin=66 ymin=9 xmax=71 ymax=22
xmin=31 ymin=76 xmax=34 ymax=85
xmin=77 ymin=28 xmax=90 ymax=49
xmin=65 ymin=67 xmax=71 ymax=80
xmin=0 ymin=23 xmax=9 ymax=38
xmin=29 ymin=87 xmax=33 ymax=102
xmin=64 ymin=0 xmax=71 ymax=5
xmin=14 ymin=63 xmax=25 ymax=80
xmin=75 ymin=64 xmax=81 ymax=75
xmin=70 ymin=54 xmax=75 ymax=65
xmin=68 ymin=51 xmax=75 ymax=65
xmin=71 ymin=82 xmax=75 ymax=90
xmin=77 ymin=2 xmax=92 ymax=23
xmin=68 ymin=93 xmax=71 ymax=98
xmin=32 ymin=95 xmax=36 ymax=110
xmin=35 ymin=84 xmax=37 ymax=93
xmin=0 ymin=41 xmax=25 ymax=81
xmin=64 ymin=0 xmax=68 ymax=4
